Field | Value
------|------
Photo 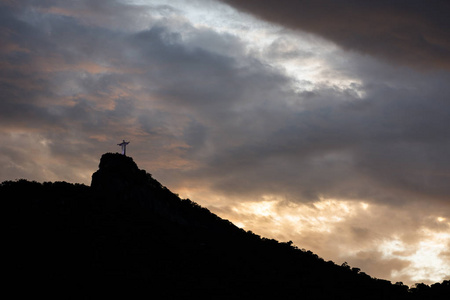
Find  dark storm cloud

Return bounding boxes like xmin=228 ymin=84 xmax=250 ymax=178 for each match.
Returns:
xmin=220 ymin=0 xmax=450 ymax=70
xmin=180 ymin=62 xmax=450 ymax=207
xmin=0 ymin=1 xmax=144 ymax=181
xmin=1 ymin=0 xmax=449 ymax=285
xmin=2 ymin=0 xmax=450 ymax=211
xmin=0 ymin=0 xmax=296 ymax=182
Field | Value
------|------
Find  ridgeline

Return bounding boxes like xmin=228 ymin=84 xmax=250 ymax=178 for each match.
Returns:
xmin=4 ymin=153 xmax=449 ymax=299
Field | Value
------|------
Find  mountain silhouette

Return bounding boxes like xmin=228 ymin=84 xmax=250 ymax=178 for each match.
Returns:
xmin=4 ymin=153 xmax=449 ymax=299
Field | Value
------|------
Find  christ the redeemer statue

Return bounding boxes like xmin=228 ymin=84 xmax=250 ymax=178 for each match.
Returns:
xmin=118 ymin=140 xmax=130 ymax=156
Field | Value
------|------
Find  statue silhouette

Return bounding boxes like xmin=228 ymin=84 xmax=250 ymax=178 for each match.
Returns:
xmin=117 ymin=140 xmax=130 ymax=155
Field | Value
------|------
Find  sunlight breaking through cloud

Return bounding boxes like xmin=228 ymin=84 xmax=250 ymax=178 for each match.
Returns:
xmin=387 ymin=228 xmax=450 ymax=284
xmin=206 ymin=197 xmax=450 ymax=286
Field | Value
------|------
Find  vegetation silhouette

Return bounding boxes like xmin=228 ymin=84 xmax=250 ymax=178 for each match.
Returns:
xmin=4 ymin=153 xmax=449 ymax=299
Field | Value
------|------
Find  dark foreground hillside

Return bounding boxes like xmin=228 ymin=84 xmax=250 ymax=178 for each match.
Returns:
xmin=4 ymin=153 xmax=449 ymax=299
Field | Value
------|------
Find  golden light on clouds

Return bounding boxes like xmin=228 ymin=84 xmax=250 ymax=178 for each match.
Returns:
xmin=388 ymin=229 xmax=450 ymax=284
xmin=202 ymin=195 xmax=450 ymax=286
xmin=216 ymin=197 xmax=360 ymax=241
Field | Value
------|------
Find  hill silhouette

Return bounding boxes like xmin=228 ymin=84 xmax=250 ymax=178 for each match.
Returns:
xmin=4 ymin=153 xmax=449 ymax=299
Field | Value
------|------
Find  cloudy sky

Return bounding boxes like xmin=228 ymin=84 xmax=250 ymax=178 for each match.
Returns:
xmin=1 ymin=0 xmax=449 ymax=286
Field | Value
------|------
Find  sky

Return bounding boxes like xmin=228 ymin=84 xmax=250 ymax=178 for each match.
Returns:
xmin=1 ymin=0 xmax=449 ymax=286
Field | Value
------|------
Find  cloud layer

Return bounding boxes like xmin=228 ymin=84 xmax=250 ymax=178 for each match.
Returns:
xmin=1 ymin=0 xmax=449 ymax=286
xmin=221 ymin=0 xmax=450 ymax=70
